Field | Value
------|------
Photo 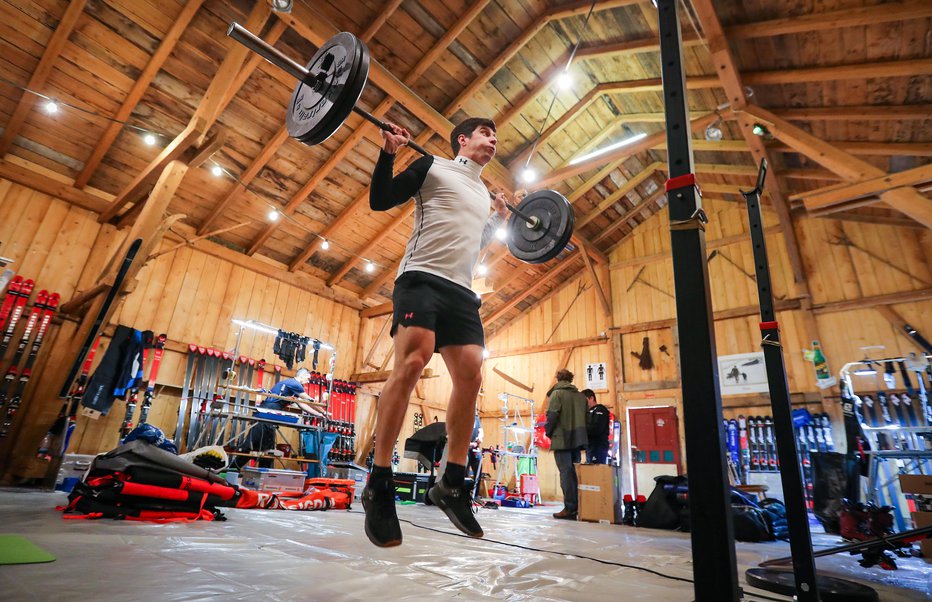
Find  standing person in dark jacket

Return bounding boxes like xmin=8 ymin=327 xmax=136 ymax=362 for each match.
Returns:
xmin=545 ymin=369 xmax=588 ymax=520
xmin=583 ymin=389 xmax=611 ymax=464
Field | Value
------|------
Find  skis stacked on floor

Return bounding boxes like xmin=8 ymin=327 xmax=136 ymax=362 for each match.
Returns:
xmin=0 ymin=290 xmax=59 ymax=438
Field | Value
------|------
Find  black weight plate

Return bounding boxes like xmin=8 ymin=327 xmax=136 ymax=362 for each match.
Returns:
xmin=286 ymin=32 xmax=370 ymax=145
xmin=745 ymin=569 xmax=878 ymax=602
xmin=506 ymin=190 xmax=575 ymax=264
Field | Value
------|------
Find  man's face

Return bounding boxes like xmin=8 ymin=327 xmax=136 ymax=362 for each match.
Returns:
xmin=587 ymin=396 xmax=596 ymax=408
xmin=458 ymin=124 xmax=497 ymax=165
xmin=297 ymin=373 xmax=311 ymax=385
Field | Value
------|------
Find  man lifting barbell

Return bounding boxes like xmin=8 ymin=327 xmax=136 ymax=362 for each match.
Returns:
xmin=224 ymin=23 xmax=578 ymax=547
xmin=361 ymin=117 xmax=524 ymax=547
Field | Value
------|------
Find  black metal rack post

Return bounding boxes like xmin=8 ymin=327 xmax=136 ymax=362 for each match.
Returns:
xmin=743 ymin=161 xmax=820 ymax=601
xmin=656 ymin=2 xmax=739 ymax=600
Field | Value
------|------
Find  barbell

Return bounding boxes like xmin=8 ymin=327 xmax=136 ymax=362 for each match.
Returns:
xmin=227 ymin=23 xmax=574 ymax=265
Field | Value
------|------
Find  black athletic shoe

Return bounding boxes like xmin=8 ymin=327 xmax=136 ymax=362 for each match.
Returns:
xmin=428 ymin=479 xmax=484 ymax=538
xmin=362 ymin=481 xmax=402 ymax=547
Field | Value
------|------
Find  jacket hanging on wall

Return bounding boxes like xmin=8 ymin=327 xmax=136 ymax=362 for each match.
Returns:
xmin=81 ymin=326 xmax=148 ymax=416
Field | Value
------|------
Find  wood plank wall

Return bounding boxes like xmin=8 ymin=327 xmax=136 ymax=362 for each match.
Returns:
xmin=0 ymin=179 xmax=360 ymax=474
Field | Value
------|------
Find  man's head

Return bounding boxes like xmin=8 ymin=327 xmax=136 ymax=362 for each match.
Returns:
xmin=555 ymin=369 xmax=574 ymax=383
xmin=450 ymin=117 xmax=497 ymax=165
xmin=582 ymin=388 xmax=596 ymax=407
xmin=295 ymin=367 xmax=311 ymax=384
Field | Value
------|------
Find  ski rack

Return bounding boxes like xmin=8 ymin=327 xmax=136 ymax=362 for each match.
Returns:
xmin=187 ymin=318 xmax=337 ymax=460
xmin=840 ymin=355 xmax=932 ymax=532
xmin=493 ymin=392 xmax=538 ymax=503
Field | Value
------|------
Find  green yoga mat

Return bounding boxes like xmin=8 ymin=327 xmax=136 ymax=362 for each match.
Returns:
xmin=0 ymin=535 xmax=56 ymax=565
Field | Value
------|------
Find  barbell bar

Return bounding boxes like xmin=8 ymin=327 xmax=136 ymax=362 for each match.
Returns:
xmin=226 ymin=23 xmax=574 ymax=264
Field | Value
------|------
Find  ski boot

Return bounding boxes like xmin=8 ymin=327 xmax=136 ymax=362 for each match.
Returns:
xmin=622 ymin=495 xmax=635 ymax=525
xmin=633 ymin=495 xmax=647 ymax=527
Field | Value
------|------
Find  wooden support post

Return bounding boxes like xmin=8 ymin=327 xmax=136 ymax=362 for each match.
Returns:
xmin=492 ymin=366 xmax=534 ymax=393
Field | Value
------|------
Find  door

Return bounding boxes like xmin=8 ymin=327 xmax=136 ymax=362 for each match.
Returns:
xmin=629 ymin=406 xmax=681 ymax=496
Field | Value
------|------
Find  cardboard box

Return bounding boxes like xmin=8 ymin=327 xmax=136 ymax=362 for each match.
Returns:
xmin=898 ymin=474 xmax=932 ymax=495
xmin=327 ymin=462 xmax=368 ymax=500
xmin=241 ymin=467 xmax=306 ymax=493
xmin=911 ymin=511 xmax=932 ymax=563
xmin=55 ymin=454 xmax=97 ymax=492
xmin=576 ymin=463 xmax=624 ymax=524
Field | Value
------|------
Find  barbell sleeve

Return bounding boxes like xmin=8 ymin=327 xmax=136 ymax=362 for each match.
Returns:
xmin=228 ymin=23 xmax=315 ymax=86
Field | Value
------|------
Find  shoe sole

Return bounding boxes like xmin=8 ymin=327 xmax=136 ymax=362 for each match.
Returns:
xmin=362 ymin=495 xmax=402 ymax=548
xmin=428 ymin=487 xmax=484 ymax=538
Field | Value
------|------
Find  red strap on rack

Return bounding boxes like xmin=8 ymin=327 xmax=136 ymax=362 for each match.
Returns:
xmin=665 ymin=173 xmax=698 ymax=192
xmin=759 ymin=321 xmax=779 ymax=331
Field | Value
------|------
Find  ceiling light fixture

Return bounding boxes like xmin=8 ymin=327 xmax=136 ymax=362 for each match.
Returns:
xmin=568 ymin=132 xmax=648 ymax=165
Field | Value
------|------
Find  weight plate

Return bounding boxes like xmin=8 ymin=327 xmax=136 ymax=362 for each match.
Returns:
xmin=286 ymin=32 xmax=370 ymax=146
xmin=506 ymin=190 xmax=575 ymax=264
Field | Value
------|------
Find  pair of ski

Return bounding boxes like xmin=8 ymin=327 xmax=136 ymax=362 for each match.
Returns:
xmin=117 ymin=332 xmax=167 ymax=441
xmin=227 ymin=355 xmax=265 ymax=446
xmin=0 ymin=278 xmax=60 ymax=438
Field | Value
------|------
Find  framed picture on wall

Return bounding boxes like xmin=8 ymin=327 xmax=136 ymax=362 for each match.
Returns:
xmin=717 ymin=352 xmax=769 ymax=395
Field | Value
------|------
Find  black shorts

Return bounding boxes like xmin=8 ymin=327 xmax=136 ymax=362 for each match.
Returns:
xmin=391 ymin=271 xmax=484 ymax=352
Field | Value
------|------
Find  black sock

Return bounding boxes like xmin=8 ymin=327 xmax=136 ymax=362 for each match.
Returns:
xmin=443 ymin=462 xmax=466 ymax=487
xmin=369 ymin=464 xmax=393 ymax=487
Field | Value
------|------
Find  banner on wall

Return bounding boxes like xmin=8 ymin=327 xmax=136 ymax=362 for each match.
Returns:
xmin=585 ymin=362 xmax=608 ymax=390
xmin=717 ymin=352 xmax=769 ymax=395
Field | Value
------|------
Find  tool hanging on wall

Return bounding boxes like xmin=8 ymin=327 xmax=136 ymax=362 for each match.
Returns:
xmin=630 ymin=336 xmax=655 ymax=370
xmin=626 ymin=266 xmax=673 ymax=298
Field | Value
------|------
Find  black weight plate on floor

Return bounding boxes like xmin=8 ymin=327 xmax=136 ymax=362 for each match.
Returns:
xmin=286 ymin=32 xmax=370 ymax=145
xmin=506 ymin=190 xmax=575 ymax=264
xmin=745 ymin=568 xmax=878 ymax=602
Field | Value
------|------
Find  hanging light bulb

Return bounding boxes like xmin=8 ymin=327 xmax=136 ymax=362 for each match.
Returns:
xmin=477 ymin=263 xmax=488 ymax=276
xmin=320 ymin=239 xmax=330 ymax=250
xmin=520 ymin=166 xmax=537 ymax=184
xmin=482 ymin=349 xmax=490 ymax=359
xmin=495 ymin=227 xmax=507 ymax=241
xmin=44 ymin=100 xmax=58 ymax=114
xmin=365 ymin=261 xmax=375 ymax=273
xmin=143 ymin=133 xmax=157 ymax=146
xmin=211 ymin=164 xmax=223 ymax=177
xmin=267 ymin=209 xmax=279 ymax=221
xmin=556 ymin=70 xmax=573 ymax=90
xmin=705 ymin=122 xmax=723 ymax=141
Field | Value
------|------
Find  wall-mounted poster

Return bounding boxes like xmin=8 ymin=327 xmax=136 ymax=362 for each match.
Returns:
xmin=585 ymin=362 xmax=607 ymax=390
xmin=717 ymin=352 xmax=769 ymax=395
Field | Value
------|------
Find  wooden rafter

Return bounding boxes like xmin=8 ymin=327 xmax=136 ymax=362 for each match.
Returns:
xmin=483 ymin=252 xmax=582 ymax=325
xmin=592 ymin=189 xmax=666 ymax=245
xmin=98 ymin=1 xmax=271 ymax=224
xmin=536 ymin=112 xmax=720 ymax=188
xmin=743 ymin=58 xmax=932 ymax=86
xmin=74 ymin=0 xmax=204 ymax=188
xmin=197 ymin=126 xmax=288 ymax=235
xmin=743 ymin=105 xmax=932 ymax=229
xmin=444 ymin=0 xmax=642 ymax=116
xmin=218 ymin=19 xmax=288 ymax=118
xmin=577 ymin=162 xmax=663 ymax=228
xmin=579 ymin=241 xmax=611 ymax=317
xmin=797 ymin=163 xmax=932 ymax=212
xmin=359 ymin=0 xmax=404 ymax=41
xmin=691 ymin=0 xmax=809 ymax=292
xmin=726 ymin=1 xmax=932 ymax=39
xmin=506 ymin=78 xmax=719 ymax=169
xmin=0 ymin=0 xmax=88 ymax=156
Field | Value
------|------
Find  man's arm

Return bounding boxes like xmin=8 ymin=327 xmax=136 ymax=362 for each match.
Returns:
xmin=544 ymin=394 xmax=562 ymax=438
xmin=370 ymin=152 xmax=433 ymax=211
xmin=480 ymin=212 xmax=506 ymax=249
xmin=293 ymin=394 xmax=326 ymax=419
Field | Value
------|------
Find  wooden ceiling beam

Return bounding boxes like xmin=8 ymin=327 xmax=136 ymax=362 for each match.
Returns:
xmin=743 ymin=104 xmax=932 ymax=229
xmin=680 ymin=0 xmax=812 ymax=293
xmin=743 ymin=58 xmax=932 ymax=86
xmin=810 ymin=210 xmax=928 ymax=230
xmin=218 ymin=18 xmax=288 ymax=112
xmin=0 ymin=0 xmax=88 ymax=156
xmin=726 ymin=1 xmax=932 ymax=40
xmin=359 ymin=0 xmax=404 ymax=42
xmin=797 ymin=163 xmax=932 ymax=211
xmin=577 ymin=162 xmax=663 ymax=228
xmin=74 ymin=0 xmax=204 ymax=188
xmin=197 ymin=126 xmax=288 ymax=235
xmin=445 ymin=0 xmax=641 ymax=116
xmin=98 ymin=1 xmax=271 ymax=224
xmin=774 ymin=105 xmax=932 ymax=122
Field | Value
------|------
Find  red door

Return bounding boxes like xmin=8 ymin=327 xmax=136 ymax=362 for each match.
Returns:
xmin=629 ymin=406 xmax=681 ymax=496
